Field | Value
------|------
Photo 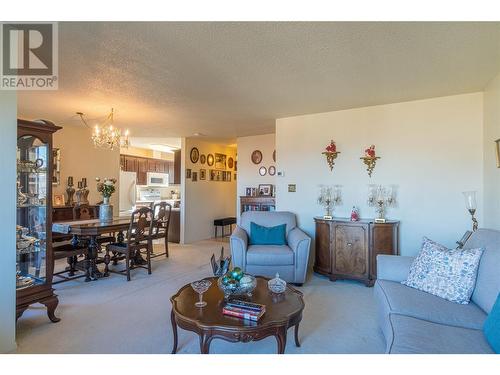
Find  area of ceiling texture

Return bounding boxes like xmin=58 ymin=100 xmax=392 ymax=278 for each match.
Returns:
xmin=18 ymin=22 xmax=500 ymax=138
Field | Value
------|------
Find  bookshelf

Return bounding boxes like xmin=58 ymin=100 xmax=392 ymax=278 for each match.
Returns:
xmin=240 ymin=196 xmax=276 ymax=214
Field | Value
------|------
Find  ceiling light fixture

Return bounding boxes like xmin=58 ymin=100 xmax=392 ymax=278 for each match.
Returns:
xmin=77 ymin=108 xmax=130 ymax=150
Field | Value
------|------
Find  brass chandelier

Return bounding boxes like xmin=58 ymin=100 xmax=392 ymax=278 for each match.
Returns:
xmin=77 ymin=108 xmax=129 ymax=150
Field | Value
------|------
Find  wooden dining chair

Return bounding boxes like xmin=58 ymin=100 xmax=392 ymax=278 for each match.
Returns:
xmin=72 ymin=203 xmax=115 ymax=249
xmin=150 ymin=202 xmax=172 ymax=258
xmin=72 ymin=203 xmax=97 ymax=220
xmin=52 ymin=238 xmax=89 ymax=284
xmin=104 ymin=207 xmax=154 ymax=281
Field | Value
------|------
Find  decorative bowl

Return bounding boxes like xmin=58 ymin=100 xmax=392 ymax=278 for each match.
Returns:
xmin=217 ymin=273 xmax=257 ymax=298
xmin=268 ymin=273 xmax=287 ymax=294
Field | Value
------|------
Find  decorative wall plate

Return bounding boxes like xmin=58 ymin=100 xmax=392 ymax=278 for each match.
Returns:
xmin=251 ymin=150 xmax=263 ymax=165
xmin=259 ymin=166 xmax=267 ymax=176
xmin=207 ymin=154 xmax=214 ymax=166
xmin=190 ymin=147 xmax=200 ymax=163
xmin=200 ymin=154 xmax=206 ymax=164
xmin=228 ymin=157 xmax=234 ymax=169
xmin=273 ymin=150 xmax=276 ymax=162
xmin=268 ymin=166 xmax=276 ymax=176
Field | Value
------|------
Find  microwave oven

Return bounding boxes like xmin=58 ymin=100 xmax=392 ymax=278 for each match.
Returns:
xmin=146 ymin=172 xmax=169 ymax=187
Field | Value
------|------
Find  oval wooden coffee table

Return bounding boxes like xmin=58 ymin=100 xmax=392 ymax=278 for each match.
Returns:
xmin=170 ymin=276 xmax=305 ymax=354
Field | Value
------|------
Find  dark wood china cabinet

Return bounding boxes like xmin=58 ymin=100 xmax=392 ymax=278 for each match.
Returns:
xmin=16 ymin=119 xmax=61 ymax=322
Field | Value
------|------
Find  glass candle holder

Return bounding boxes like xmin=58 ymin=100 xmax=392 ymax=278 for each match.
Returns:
xmin=462 ymin=191 xmax=478 ymax=231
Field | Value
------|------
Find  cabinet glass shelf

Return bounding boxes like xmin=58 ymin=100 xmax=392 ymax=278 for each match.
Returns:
xmin=17 ymin=135 xmax=48 ymax=290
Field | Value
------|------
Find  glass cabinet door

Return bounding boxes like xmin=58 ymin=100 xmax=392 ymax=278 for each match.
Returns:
xmin=16 ymin=135 xmax=48 ymax=290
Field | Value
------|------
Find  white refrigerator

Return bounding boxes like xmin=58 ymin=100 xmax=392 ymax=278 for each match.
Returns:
xmin=119 ymin=171 xmax=137 ymax=214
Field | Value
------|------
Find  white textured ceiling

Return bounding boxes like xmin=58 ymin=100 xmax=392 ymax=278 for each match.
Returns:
xmin=18 ymin=22 xmax=500 ymax=139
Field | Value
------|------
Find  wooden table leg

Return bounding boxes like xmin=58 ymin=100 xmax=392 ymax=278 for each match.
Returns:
xmin=276 ymin=326 xmax=287 ymax=354
xmin=294 ymin=323 xmax=301 ymax=347
xmin=171 ymin=310 xmax=178 ymax=354
xmin=103 ymin=250 xmax=110 ymax=277
xmin=87 ymin=235 xmax=103 ymax=280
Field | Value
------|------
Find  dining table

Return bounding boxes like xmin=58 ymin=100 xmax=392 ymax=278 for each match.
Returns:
xmin=52 ymin=217 xmax=145 ymax=282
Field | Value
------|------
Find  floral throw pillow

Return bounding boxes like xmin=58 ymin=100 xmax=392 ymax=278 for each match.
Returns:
xmin=402 ymin=237 xmax=483 ymax=304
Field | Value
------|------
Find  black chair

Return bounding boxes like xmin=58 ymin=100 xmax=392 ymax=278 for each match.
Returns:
xmin=150 ymin=202 xmax=172 ymax=258
xmin=104 ymin=207 xmax=154 ymax=281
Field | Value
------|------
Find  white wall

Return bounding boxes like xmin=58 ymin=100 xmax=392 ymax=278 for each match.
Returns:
xmin=236 ymin=133 xmax=276 ymax=218
xmin=483 ymin=71 xmax=500 ymax=229
xmin=53 ymin=124 xmax=120 ymax=208
xmin=276 ymin=93 xmax=484 ymax=256
xmin=0 ymin=91 xmax=17 ymax=352
xmin=183 ymin=138 xmax=237 ymax=243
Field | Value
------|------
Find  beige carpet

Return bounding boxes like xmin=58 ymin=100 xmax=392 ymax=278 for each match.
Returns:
xmin=14 ymin=238 xmax=385 ymax=354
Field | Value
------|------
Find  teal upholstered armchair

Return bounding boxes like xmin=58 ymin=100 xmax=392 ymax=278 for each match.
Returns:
xmin=230 ymin=211 xmax=311 ymax=285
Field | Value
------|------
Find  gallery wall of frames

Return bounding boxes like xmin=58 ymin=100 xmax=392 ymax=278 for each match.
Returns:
xmin=183 ymin=138 xmax=237 ymax=243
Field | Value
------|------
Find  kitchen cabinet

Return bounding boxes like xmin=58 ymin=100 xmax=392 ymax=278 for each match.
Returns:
xmin=173 ymin=150 xmax=181 ymax=184
xmin=169 ymin=210 xmax=180 ymax=243
xmin=120 ymin=154 xmax=177 ymax=185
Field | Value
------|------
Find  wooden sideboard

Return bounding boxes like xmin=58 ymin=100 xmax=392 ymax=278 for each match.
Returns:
xmin=314 ymin=217 xmax=399 ymax=286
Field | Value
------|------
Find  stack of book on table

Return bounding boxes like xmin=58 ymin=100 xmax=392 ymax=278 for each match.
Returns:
xmin=222 ymin=299 xmax=266 ymax=321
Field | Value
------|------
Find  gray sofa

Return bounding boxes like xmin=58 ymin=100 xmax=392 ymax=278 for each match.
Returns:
xmin=375 ymin=228 xmax=500 ymax=354
xmin=230 ymin=211 xmax=311 ymax=284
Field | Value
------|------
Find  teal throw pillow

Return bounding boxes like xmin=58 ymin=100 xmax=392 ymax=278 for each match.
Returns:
xmin=249 ymin=222 xmax=286 ymax=246
xmin=484 ymin=292 xmax=500 ymax=353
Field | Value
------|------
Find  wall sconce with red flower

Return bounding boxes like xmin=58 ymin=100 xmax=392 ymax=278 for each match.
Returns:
xmin=322 ymin=140 xmax=340 ymax=171
xmin=360 ymin=145 xmax=380 ymax=177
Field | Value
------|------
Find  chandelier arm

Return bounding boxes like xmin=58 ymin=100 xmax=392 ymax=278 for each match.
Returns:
xmin=77 ymin=112 xmax=90 ymax=128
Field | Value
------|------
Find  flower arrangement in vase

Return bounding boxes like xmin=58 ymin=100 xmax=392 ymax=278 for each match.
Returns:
xmin=360 ymin=145 xmax=380 ymax=177
xmin=322 ymin=140 xmax=340 ymax=171
xmin=96 ymin=177 xmax=117 ymax=221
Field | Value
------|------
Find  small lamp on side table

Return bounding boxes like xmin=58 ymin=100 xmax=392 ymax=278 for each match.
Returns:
xmin=462 ymin=191 xmax=478 ymax=231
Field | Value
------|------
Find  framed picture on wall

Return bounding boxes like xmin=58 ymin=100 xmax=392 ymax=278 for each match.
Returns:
xmin=186 ymin=169 xmax=192 ymax=179
xmin=192 ymin=172 xmax=198 ymax=182
xmin=190 ymin=147 xmax=200 ymax=163
xmin=210 ymin=169 xmax=222 ymax=181
xmin=214 ymin=153 xmax=227 ymax=170
xmin=246 ymin=187 xmax=252 ymax=196
xmin=200 ymin=169 xmax=206 ymax=180
xmin=258 ymin=184 xmax=273 ymax=196
xmin=53 ymin=194 xmax=65 ymax=207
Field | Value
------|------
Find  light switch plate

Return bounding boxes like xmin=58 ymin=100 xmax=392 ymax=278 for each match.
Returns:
xmin=288 ymin=184 xmax=296 ymax=192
